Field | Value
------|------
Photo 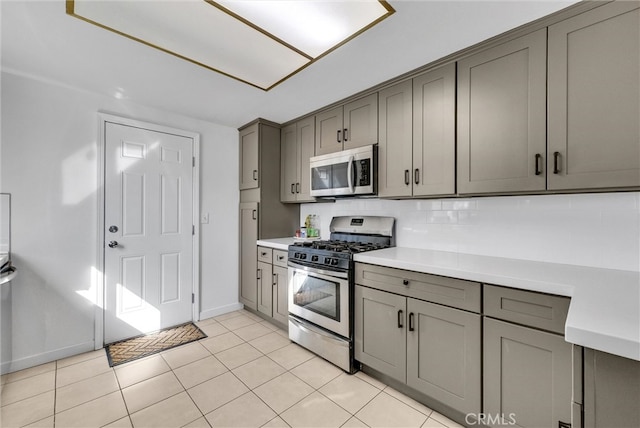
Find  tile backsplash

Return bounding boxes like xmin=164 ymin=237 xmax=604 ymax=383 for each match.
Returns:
xmin=300 ymin=192 xmax=640 ymax=272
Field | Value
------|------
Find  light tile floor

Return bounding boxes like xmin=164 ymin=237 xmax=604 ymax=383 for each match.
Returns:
xmin=0 ymin=310 xmax=464 ymax=428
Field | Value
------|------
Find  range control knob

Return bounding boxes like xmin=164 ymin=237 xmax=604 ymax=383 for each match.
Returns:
xmin=311 ymin=255 xmax=319 ymax=262
xmin=331 ymin=258 xmax=339 ymax=266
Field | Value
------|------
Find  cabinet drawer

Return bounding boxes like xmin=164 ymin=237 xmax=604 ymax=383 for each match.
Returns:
xmin=484 ymin=284 xmax=569 ymax=334
xmin=355 ymin=263 xmax=481 ymax=312
xmin=273 ymin=250 xmax=288 ymax=268
xmin=257 ymin=247 xmax=273 ymax=263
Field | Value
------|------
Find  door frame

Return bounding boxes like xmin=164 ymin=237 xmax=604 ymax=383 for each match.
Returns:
xmin=95 ymin=112 xmax=200 ymax=348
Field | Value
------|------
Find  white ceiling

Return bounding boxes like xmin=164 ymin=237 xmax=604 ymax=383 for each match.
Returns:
xmin=1 ymin=0 xmax=579 ymax=129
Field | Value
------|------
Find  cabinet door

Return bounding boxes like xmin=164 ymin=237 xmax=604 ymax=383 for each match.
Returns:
xmin=239 ymin=202 xmax=258 ymax=310
xmin=315 ymin=106 xmax=343 ymax=156
xmin=548 ymin=2 xmax=640 ymax=190
xmin=343 ymin=93 xmax=378 ymax=151
xmin=484 ymin=318 xmax=573 ymax=428
xmin=354 ymin=286 xmax=407 ymax=383
xmin=257 ymin=261 xmax=273 ymax=316
xmin=413 ymin=63 xmax=456 ymax=197
xmin=296 ymin=116 xmax=315 ymax=202
xmin=239 ymin=124 xmax=259 ymax=190
xmin=280 ymin=123 xmax=297 ymax=202
xmin=272 ymin=265 xmax=289 ymax=325
xmin=407 ymin=299 xmax=481 ymax=415
xmin=457 ymin=29 xmax=547 ymax=194
xmin=378 ymin=80 xmax=413 ymax=198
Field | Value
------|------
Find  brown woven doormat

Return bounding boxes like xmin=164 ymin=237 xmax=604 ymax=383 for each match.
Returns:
xmin=105 ymin=322 xmax=207 ymax=367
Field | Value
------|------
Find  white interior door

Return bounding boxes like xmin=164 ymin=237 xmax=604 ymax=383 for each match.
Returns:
xmin=104 ymin=121 xmax=194 ymax=344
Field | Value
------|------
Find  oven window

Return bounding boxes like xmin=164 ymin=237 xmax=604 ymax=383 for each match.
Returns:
xmin=292 ymin=274 xmax=340 ymax=322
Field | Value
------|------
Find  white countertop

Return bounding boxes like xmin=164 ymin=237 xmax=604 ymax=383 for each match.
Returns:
xmin=257 ymin=238 xmax=297 ymax=251
xmin=355 ymin=247 xmax=640 ymax=361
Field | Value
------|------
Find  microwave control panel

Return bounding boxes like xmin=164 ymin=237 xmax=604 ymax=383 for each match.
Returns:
xmin=357 ymin=159 xmax=370 ymax=186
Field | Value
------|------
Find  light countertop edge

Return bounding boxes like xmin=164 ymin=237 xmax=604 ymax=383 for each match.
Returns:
xmin=354 ymin=247 xmax=640 ymax=362
xmin=257 ymin=238 xmax=296 ymax=251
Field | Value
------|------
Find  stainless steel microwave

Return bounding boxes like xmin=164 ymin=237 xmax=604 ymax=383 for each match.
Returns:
xmin=310 ymin=145 xmax=377 ymax=197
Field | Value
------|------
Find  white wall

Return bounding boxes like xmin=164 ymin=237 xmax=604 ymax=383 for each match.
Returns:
xmin=301 ymin=192 xmax=640 ymax=272
xmin=0 ymin=71 xmax=240 ymax=373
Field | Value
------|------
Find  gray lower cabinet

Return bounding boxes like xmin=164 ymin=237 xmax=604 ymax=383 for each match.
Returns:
xmin=272 ymin=265 xmax=288 ymax=325
xmin=484 ymin=284 xmax=574 ymax=428
xmin=239 ymin=202 xmax=258 ymax=310
xmin=257 ymin=260 xmax=273 ymax=316
xmin=406 ymin=298 xmax=481 ymax=415
xmin=354 ymin=285 xmax=407 ymax=382
xmin=255 ymin=246 xmax=289 ymax=327
xmin=583 ymin=348 xmax=640 ymax=428
xmin=354 ymin=262 xmax=481 ymax=417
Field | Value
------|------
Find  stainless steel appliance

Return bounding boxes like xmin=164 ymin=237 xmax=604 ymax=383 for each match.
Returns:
xmin=288 ymin=215 xmax=395 ymax=373
xmin=309 ymin=145 xmax=377 ymax=198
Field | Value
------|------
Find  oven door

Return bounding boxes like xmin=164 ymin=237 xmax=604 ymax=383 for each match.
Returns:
xmin=288 ymin=261 xmax=350 ymax=338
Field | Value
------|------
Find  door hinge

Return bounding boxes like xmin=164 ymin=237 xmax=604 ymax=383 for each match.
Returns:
xmin=192 ymin=156 xmax=196 ymax=167
xmin=192 ymin=225 xmax=195 ymax=235
xmin=192 ymin=293 xmax=195 ymax=303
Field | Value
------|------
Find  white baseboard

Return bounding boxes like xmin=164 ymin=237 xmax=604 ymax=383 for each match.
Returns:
xmin=199 ymin=302 xmax=244 ymax=322
xmin=1 ymin=341 xmax=96 ymax=375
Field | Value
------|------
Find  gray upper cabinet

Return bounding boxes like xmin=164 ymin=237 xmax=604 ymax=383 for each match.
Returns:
xmin=378 ymin=80 xmax=413 ymax=198
xmin=412 ymin=63 xmax=456 ymax=197
xmin=377 ymin=63 xmax=457 ymax=198
xmin=281 ymin=116 xmax=315 ymax=203
xmin=239 ymin=124 xmax=260 ymax=190
xmin=457 ymin=29 xmax=547 ymax=194
xmin=280 ymin=124 xmax=297 ymax=203
xmin=315 ymin=93 xmax=378 ymax=156
xmin=547 ymin=2 xmax=640 ymax=190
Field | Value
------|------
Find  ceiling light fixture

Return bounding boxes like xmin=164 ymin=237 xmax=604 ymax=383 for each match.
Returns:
xmin=66 ymin=0 xmax=394 ymax=91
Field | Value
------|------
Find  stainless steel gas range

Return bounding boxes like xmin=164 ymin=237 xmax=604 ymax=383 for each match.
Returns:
xmin=287 ymin=216 xmax=395 ymax=373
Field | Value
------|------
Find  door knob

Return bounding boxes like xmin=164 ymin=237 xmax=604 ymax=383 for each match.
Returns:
xmin=108 ymin=241 xmax=119 ymax=248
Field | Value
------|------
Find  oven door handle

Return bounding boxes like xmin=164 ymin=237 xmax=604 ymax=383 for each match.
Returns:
xmin=347 ymin=155 xmax=355 ymax=194
xmin=288 ymin=260 xmax=349 ymax=280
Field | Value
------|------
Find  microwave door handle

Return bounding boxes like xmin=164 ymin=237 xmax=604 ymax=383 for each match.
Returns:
xmin=347 ymin=155 xmax=355 ymax=193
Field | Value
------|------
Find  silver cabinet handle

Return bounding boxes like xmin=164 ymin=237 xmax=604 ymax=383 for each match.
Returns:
xmin=291 ymin=183 xmax=295 ymax=194
xmin=337 ymin=129 xmax=341 ymax=143
xmin=296 ymin=183 xmax=300 ymax=193
xmin=343 ymin=128 xmax=348 ymax=141
xmin=108 ymin=241 xmax=119 ymax=248
xmin=272 ymin=273 xmax=277 ymax=285
xmin=414 ymin=168 xmax=420 ymax=185
xmin=257 ymin=269 xmax=261 ymax=280
xmin=404 ymin=170 xmax=410 ymax=186
xmin=397 ymin=310 xmax=403 ymax=328
xmin=277 ymin=255 xmax=284 ymax=261
xmin=252 ymin=210 xmax=257 ymax=220
xmin=253 ymin=170 xmax=258 ymax=181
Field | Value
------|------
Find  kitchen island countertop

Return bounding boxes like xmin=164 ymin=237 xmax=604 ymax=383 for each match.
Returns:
xmin=354 ymin=247 xmax=640 ymax=362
